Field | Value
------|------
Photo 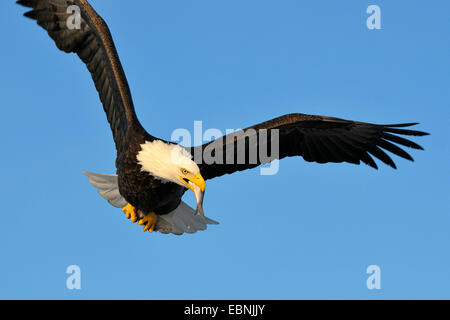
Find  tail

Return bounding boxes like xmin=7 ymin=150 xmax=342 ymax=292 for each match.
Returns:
xmin=83 ymin=171 xmax=218 ymax=235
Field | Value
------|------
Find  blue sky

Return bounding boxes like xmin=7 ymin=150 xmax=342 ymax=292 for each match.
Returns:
xmin=1 ymin=0 xmax=448 ymax=299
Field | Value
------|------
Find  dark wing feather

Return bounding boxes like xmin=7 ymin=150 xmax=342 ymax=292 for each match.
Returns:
xmin=17 ymin=0 xmax=143 ymax=153
xmin=191 ymin=113 xmax=428 ymax=180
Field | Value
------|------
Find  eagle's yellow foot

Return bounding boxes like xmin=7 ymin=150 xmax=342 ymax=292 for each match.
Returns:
xmin=138 ymin=212 xmax=158 ymax=233
xmin=122 ymin=203 xmax=138 ymax=223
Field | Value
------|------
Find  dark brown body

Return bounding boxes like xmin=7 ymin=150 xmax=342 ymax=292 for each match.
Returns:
xmin=116 ymin=128 xmax=186 ymax=215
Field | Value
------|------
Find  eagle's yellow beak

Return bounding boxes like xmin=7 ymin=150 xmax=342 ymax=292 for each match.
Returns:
xmin=185 ymin=173 xmax=206 ymax=193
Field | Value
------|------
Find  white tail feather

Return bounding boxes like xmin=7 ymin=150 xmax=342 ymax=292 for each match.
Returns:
xmin=83 ymin=171 xmax=218 ymax=235
xmin=83 ymin=171 xmax=127 ymax=208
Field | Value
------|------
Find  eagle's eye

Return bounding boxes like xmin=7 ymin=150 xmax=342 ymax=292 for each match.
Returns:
xmin=181 ymin=168 xmax=189 ymax=175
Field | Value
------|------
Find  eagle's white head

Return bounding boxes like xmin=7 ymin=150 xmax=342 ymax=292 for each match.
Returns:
xmin=136 ymin=140 xmax=206 ymax=215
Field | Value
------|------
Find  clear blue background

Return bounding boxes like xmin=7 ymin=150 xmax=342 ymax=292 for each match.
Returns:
xmin=1 ymin=0 xmax=448 ymax=299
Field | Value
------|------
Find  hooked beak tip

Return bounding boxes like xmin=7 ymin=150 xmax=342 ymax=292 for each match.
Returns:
xmin=182 ymin=173 xmax=206 ymax=216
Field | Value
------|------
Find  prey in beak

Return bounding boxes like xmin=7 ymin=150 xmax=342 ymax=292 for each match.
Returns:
xmin=181 ymin=173 xmax=206 ymax=216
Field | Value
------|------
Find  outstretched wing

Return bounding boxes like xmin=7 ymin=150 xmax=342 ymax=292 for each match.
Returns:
xmin=191 ymin=113 xmax=429 ymax=180
xmin=17 ymin=0 xmax=143 ymax=153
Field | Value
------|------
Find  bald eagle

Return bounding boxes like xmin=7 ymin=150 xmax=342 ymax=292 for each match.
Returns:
xmin=18 ymin=0 xmax=428 ymax=235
